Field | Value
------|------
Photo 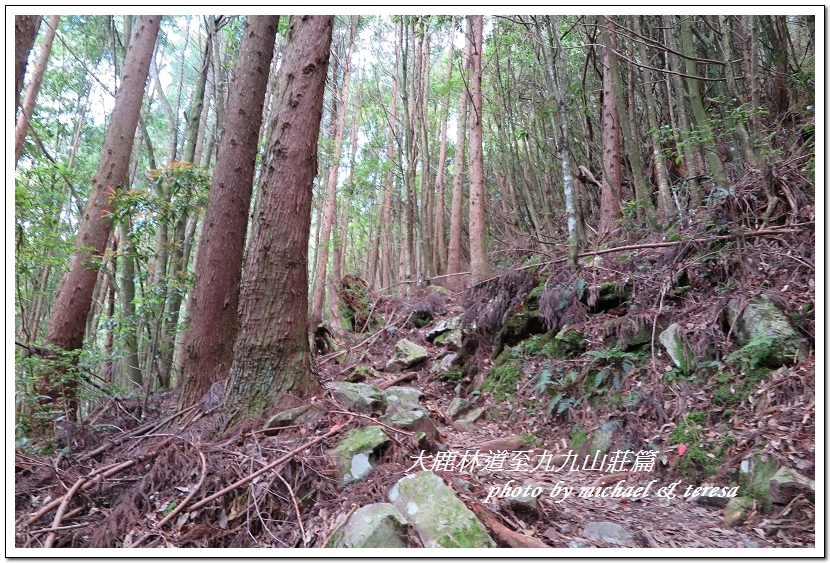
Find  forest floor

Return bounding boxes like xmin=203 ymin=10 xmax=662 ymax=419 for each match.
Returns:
xmin=14 ymin=265 xmax=816 ymax=550
xmin=14 ymin=190 xmax=817 ymax=550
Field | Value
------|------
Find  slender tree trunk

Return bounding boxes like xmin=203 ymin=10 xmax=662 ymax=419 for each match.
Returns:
xmin=468 ymin=15 xmax=489 ymax=282
xmin=15 ymin=15 xmax=41 ymax=115
xmin=311 ymin=15 xmax=357 ymax=327
xmin=633 ymin=16 xmax=674 ymax=223
xmin=223 ymin=15 xmax=333 ymax=426
xmin=15 ymin=15 xmax=59 ymax=165
xmin=42 ymin=16 xmax=160 ymax=420
xmin=433 ymin=17 xmax=454 ymax=276
xmin=680 ymin=16 xmax=727 ymax=188
xmin=598 ymin=23 xmax=623 ymax=240
xmin=400 ymin=20 xmax=418 ymax=291
xmin=602 ymin=16 xmax=657 ymax=228
xmin=446 ymin=17 xmax=472 ymax=290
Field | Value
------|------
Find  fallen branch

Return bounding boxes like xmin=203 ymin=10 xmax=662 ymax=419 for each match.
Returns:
xmin=187 ymin=421 xmax=351 ymax=513
xmin=79 ymin=405 xmax=197 ymax=461
xmin=43 ymin=477 xmax=87 ymax=548
xmin=24 ymin=436 xmax=174 ymax=527
xmin=470 ymin=223 xmax=815 ymax=290
xmin=275 ymin=471 xmax=307 ymax=546
xmin=322 ymin=504 xmax=359 ymax=547
xmin=379 ymin=371 xmax=418 ymax=390
xmin=470 ymin=503 xmax=550 ymax=548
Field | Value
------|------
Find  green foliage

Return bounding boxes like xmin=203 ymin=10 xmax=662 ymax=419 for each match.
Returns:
xmin=670 ymin=414 xmax=722 ymax=477
xmin=584 ymin=347 xmax=638 ymax=391
xmin=482 ymin=357 xmax=523 ymax=402
xmin=726 ymin=334 xmax=776 ymax=370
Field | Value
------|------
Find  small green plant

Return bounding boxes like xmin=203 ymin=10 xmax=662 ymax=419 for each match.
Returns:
xmin=584 ymin=348 xmax=638 ymax=390
xmin=726 ymin=334 xmax=775 ymax=370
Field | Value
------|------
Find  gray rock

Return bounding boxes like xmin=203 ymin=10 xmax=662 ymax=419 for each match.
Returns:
xmin=587 ymin=420 xmax=619 ymax=456
xmin=386 ymin=339 xmax=429 ymax=372
xmin=769 ymin=466 xmax=815 ymax=504
xmin=659 ymin=323 xmax=696 ymax=374
xmin=383 ymin=386 xmax=424 ymax=415
xmin=581 ymin=521 xmax=633 ymax=546
xmin=507 ymin=483 xmax=539 ymax=511
xmin=434 ymin=329 xmax=463 ymax=350
xmin=453 ymin=407 xmax=485 ymax=432
xmin=430 ymin=353 xmax=458 ymax=375
xmin=325 ymin=381 xmax=385 ymax=414
xmin=328 ymin=426 xmax=390 ymax=485
xmin=726 ymin=295 xmax=808 ymax=367
xmin=382 ymin=410 xmax=441 ymax=444
xmin=327 ymin=503 xmax=409 ymax=548
xmin=447 ymin=398 xmax=473 ymax=420
xmin=389 ymin=471 xmax=495 ymax=548
xmin=426 ymin=316 xmax=462 ymax=342
xmin=262 ymin=405 xmax=322 ymax=436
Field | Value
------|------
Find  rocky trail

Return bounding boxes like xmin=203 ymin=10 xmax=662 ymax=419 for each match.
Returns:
xmin=14 ymin=266 xmax=816 ymax=550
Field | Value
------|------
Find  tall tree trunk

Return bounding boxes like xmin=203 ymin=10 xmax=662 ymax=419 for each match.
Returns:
xmin=15 ymin=15 xmax=59 ymax=165
xmin=662 ymin=16 xmax=702 ymax=209
xmin=602 ymin=16 xmax=657 ymax=228
xmin=119 ymin=219 xmax=142 ymax=386
xmin=680 ymin=16 xmax=727 ymax=188
xmin=178 ymin=16 xmax=279 ymax=408
xmin=400 ymin=19 xmax=418 ymax=291
xmin=15 ymin=15 xmax=41 ymax=115
xmin=446 ymin=17 xmax=472 ymax=290
xmin=598 ymin=22 xmax=623 ymax=240
xmin=380 ymin=38 xmax=400 ymax=292
xmin=223 ymin=15 xmax=333 ymax=426
xmin=633 ymin=16 xmax=674 ymax=223
xmin=311 ymin=15 xmax=357 ymax=327
xmin=468 ymin=15 xmax=489 ymax=282
xmin=42 ymin=15 xmax=160 ymax=420
xmin=433 ymin=17 xmax=454 ymax=276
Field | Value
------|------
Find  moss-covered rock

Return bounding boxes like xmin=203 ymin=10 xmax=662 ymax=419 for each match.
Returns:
xmin=327 ymin=503 xmax=410 ymax=548
xmin=389 ymin=471 xmax=495 ymax=548
xmin=382 ymin=386 xmax=424 ymax=415
xmin=329 ymin=426 xmax=390 ymax=485
xmin=345 ymin=365 xmax=382 ymax=383
xmin=448 ymin=398 xmax=473 ymax=420
xmin=325 ymin=381 xmax=385 ymax=414
xmin=382 ymin=410 xmax=441 ymax=445
xmin=434 ymin=329 xmax=463 ymax=350
xmin=262 ymin=405 xmax=323 ymax=436
xmin=386 ymin=339 xmax=429 ymax=372
xmin=586 ymin=420 xmax=619 ymax=456
xmin=726 ymin=295 xmax=808 ymax=367
xmin=426 ymin=316 xmax=462 ymax=342
xmin=723 ymin=496 xmax=754 ymax=526
xmin=769 ymin=466 xmax=815 ymax=504
xmin=659 ymin=324 xmax=696 ymax=374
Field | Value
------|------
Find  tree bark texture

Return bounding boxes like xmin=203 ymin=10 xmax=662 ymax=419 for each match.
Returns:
xmin=598 ymin=23 xmax=623 ymax=240
xmin=15 ymin=15 xmax=41 ymax=116
xmin=311 ymin=15 xmax=357 ymax=327
xmin=223 ymin=15 xmax=333 ymax=425
xmin=446 ymin=18 xmax=472 ymax=291
xmin=43 ymin=15 xmax=160 ymax=414
xmin=177 ymin=16 xmax=279 ymax=408
xmin=15 ymin=15 xmax=59 ymax=165
xmin=468 ymin=15 xmax=489 ymax=283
